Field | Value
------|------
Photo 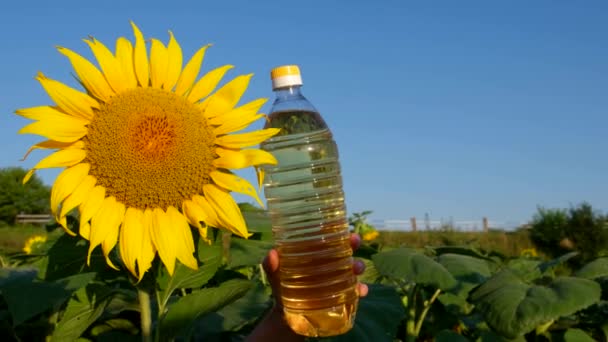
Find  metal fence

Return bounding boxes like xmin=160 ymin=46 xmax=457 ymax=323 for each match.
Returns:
xmin=370 ymin=218 xmax=527 ymax=231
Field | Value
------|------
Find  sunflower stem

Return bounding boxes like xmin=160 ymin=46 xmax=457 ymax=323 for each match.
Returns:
xmin=138 ymin=287 xmax=153 ymax=342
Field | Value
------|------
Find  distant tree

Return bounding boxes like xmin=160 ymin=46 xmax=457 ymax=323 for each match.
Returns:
xmin=565 ymin=203 xmax=608 ymax=263
xmin=529 ymin=202 xmax=608 ymax=265
xmin=0 ymin=167 xmax=50 ymax=224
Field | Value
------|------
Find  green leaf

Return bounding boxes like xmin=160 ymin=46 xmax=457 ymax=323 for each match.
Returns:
xmin=51 ymin=283 xmax=113 ymax=342
xmin=320 ymin=284 xmax=405 ymax=342
xmin=0 ymin=271 xmax=95 ymax=326
xmin=439 ymin=292 xmax=475 ymax=316
xmin=506 ymin=258 xmax=542 ymax=280
xmin=433 ymin=245 xmax=490 ymax=260
xmin=563 ymin=328 xmax=596 ymax=342
xmin=469 ymin=269 xmax=601 ymax=339
xmin=242 ymin=212 xmax=271 ymax=234
xmin=228 ymin=238 xmax=273 ymax=269
xmin=54 ymin=286 xmax=137 ymax=342
xmin=160 ymin=279 xmax=252 ymax=340
xmin=436 ymin=329 xmax=469 ymax=342
xmin=42 ymin=234 xmax=111 ymax=281
xmin=537 ymin=251 xmax=579 ymax=274
xmin=372 ymin=248 xmax=456 ymax=290
xmin=358 ymin=259 xmax=381 ymax=284
xmin=193 ymin=280 xmax=271 ymax=337
xmin=476 ymin=331 xmax=526 ymax=342
xmin=90 ymin=318 xmax=139 ymax=336
xmin=575 ymin=257 xmax=608 ymax=279
xmin=157 ymin=243 xmax=222 ymax=303
xmin=437 ymin=254 xmax=491 ymax=287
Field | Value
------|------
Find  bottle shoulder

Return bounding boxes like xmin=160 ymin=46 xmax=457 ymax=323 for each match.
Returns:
xmin=263 ymin=110 xmax=329 ymax=137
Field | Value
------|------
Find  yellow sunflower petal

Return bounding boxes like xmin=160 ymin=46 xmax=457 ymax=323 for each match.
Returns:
xmin=165 ymin=31 xmax=182 ymax=91
xmin=18 ymin=116 xmax=88 ymax=143
xmin=50 ymin=163 xmax=90 ymax=218
xmin=131 ymin=22 xmax=149 ymax=87
xmin=203 ymin=184 xmax=250 ymax=238
xmin=79 ymin=185 xmax=106 ymax=240
xmin=208 ymin=98 xmax=266 ymax=126
xmin=151 ymin=208 xmax=176 ymax=275
xmin=192 ymin=194 xmax=221 ymax=228
xmin=59 ymin=175 xmax=96 ymax=220
xmin=214 ymin=114 xmax=265 ymax=137
xmin=23 ymin=170 xmax=35 ymax=184
xmin=255 ymin=167 xmax=265 ymax=190
xmin=137 ymin=209 xmax=157 ymax=279
xmin=88 ymin=196 xmax=125 ymax=269
xmin=115 ymin=37 xmax=138 ymax=89
xmin=120 ymin=207 xmax=143 ymax=278
xmin=210 ymin=171 xmax=264 ymax=207
xmin=174 ymin=44 xmax=210 ymax=95
xmin=85 ymin=38 xmax=127 ymax=94
xmin=182 ymin=199 xmax=212 ymax=243
xmin=211 ymin=98 xmax=267 ymax=134
xmin=167 ymin=206 xmax=198 ymax=270
xmin=15 ymin=106 xmax=90 ymax=123
xmin=187 ymin=64 xmax=234 ymax=103
xmin=215 ymin=128 xmax=280 ymax=149
xmin=21 ymin=140 xmax=84 ymax=161
xmin=80 ymin=222 xmax=91 ymax=241
xmin=203 ymin=74 xmax=252 ymax=118
xmin=213 ymin=148 xmax=278 ymax=170
xmin=150 ymin=39 xmax=168 ymax=89
xmin=122 ymin=208 xmax=158 ymax=280
xmin=36 ymin=73 xmax=98 ymax=120
xmin=31 ymin=148 xmax=87 ymax=171
xmin=57 ymin=47 xmax=114 ymax=102
xmin=100 ymin=200 xmax=125 ymax=270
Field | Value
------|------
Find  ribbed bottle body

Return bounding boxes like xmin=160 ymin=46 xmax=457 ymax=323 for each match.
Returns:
xmin=261 ymin=110 xmax=357 ymax=337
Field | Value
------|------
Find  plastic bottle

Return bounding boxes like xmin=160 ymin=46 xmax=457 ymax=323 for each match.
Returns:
xmin=260 ymin=65 xmax=358 ymax=337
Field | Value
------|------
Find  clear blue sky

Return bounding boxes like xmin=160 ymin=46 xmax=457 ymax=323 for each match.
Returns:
xmin=1 ymin=1 xmax=607 ymax=226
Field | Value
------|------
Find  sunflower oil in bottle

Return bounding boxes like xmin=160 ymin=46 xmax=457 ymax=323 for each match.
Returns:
xmin=260 ymin=65 xmax=358 ymax=337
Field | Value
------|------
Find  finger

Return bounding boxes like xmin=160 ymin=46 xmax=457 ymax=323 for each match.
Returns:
xmin=353 ymin=259 xmax=366 ymax=275
xmin=263 ymin=249 xmax=280 ymax=275
xmin=357 ymin=283 xmax=369 ymax=297
xmin=350 ymin=233 xmax=361 ymax=251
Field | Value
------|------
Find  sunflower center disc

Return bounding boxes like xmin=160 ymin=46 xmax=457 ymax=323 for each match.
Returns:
xmin=84 ymin=87 xmax=215 ymax=210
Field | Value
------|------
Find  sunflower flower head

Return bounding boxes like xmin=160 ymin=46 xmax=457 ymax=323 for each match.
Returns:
xmin=362 ymin=230 xmax=379 ymax=242
xmin=16 ymin=22 xmax=279 ymax=280
xmin=23 ymin=235 xmax=47 ymax=255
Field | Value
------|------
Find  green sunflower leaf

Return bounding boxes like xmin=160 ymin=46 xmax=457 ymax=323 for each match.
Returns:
xmin=574 ymin=257 xmax=608 ymax=279
xmin=372 ymin=248 xmax=457 ymax=290
xmin=319 ymin=284 xmax=405 ymax=342
xmin=156 ymin=242 xmax=222 ymax=310
xmin=468 ymin=269 xmax=601 ymax=339
xmin=563 ymin=328 xmax=596 ymax=342
xmin=159 ymin=279 xmax=252 ymax=340
xmin=193 ymin=280 xmax=271 ymax=337
xmin=0 ymin=271 xmax=95 ymax=326
xmin=228 ymin=238 xmax=273 ymax=269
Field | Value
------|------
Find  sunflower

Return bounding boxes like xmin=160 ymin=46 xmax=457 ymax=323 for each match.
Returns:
xmin=16 ymin=22 xmax=279 ymax=280
xmin=23 ymin=235 xmax=47 ymax=255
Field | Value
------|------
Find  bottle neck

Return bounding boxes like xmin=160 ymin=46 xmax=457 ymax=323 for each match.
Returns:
xmin=273 ymin=85 xmax=304 ymax=100
xmin=269 ymin=84 xmax=318 ymax=114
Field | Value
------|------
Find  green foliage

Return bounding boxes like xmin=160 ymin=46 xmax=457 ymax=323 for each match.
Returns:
xmin=469 ymin=270 xmax=600 ymax=338
xmin=0 ymin=167 xmax=50 ymax=225
xmin=529 ymin=203 xmax=608 ymax=265
xmin=0 ymin=208 xmax=607 ymax=341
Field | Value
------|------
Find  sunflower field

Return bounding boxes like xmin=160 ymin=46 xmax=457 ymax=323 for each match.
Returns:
xmin=1 ymin=212 xmax=607 ymax=341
